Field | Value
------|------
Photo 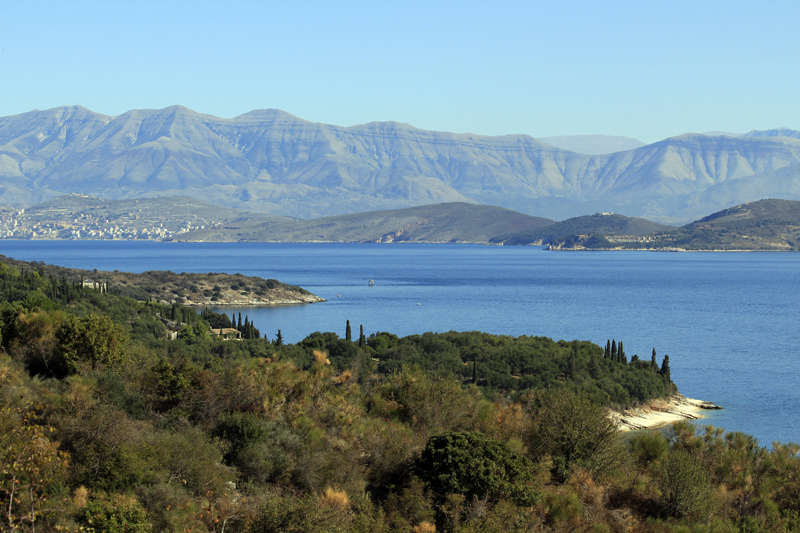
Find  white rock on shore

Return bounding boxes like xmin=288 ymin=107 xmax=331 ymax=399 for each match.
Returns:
xmin=609 ymin=394 xmax=720 ymax=432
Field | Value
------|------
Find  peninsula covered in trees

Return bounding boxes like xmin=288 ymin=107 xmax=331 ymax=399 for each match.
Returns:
xmin=1 ymin=258 xmax=798 ymax=533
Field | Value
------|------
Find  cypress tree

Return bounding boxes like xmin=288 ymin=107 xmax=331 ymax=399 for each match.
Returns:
xmin=346 ymin=320 xmax=352 ymax=342
xmin=359 ymin=325 xmax=365 ymax=347
xmin=651 ymin=348 xmax=658 ymax=372
xmin=275 ymin=329 xmax=283 ymax=347
xmin=618 ymin=341 xmax=625 ymax=363
xmin=569 ymin=344 xmax=577 ymax=379
xmin=238 ymin=313 xmax=242 ymax=331
xmin=611 ymin=340 xmax=617 ymax=361
xmin=660 ymin=355 xmax=671 ymax=382
xmin=605 ymin=340 xmax=611 ymax=359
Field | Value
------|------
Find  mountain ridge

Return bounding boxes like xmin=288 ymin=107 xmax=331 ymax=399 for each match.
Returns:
xmin=2 ymin=105 xmax=800 ymax=223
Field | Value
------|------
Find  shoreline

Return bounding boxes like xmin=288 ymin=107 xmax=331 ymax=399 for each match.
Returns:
xmin=609 ymin=393 xmax=721 ymax=432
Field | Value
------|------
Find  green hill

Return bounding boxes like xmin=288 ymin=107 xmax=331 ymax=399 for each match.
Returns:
xmin=175 ymin=202 xmax=555 ymax=243
xmin=490 ymin=213 xmax=672 ymax=245
xmin=652 ymin=199 xmax=800 ymax=250
xmin=546 ymin=200 xmax=800 ymax=251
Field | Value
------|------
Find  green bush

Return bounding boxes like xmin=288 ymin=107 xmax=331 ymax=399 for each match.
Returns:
xmin=78 ymin=495 xmax=152 ymax=533
xmin=414 ymin=431 xmax=540 ymax=505
xmin=525 ymin=388 xmax=625 ymax=482
xmin=658 ymin=448 xmax=712 ymax=519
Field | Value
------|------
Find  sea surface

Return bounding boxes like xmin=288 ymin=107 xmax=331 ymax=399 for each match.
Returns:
xmin=2 ymin=240 xmax=798 ymax=447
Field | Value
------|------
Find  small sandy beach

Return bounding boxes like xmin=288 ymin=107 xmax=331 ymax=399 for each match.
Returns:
xmin=609 ymin=394 xmax=721 ymax=431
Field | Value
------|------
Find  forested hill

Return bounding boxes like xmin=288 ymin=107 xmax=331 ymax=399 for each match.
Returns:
xmin=0 ymin=253 xmax=323 ymax=306
xmin=2 ymin=258 xmax=799 ymax=532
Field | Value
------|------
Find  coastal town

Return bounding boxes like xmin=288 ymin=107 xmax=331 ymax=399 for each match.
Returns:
xmin=0 ymin=195 xmax=248 ymax=240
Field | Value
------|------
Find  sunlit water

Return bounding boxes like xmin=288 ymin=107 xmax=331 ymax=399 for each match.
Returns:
xmin=3 ymin=240 xmax=799 ymax=446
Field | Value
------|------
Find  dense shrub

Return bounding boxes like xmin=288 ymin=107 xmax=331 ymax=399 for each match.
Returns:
xmin=415 ymin=431 xmax=540 ymax=505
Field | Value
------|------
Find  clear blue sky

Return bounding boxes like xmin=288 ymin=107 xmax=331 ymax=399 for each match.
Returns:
xmin=1 ymin=0 xmax=797 ymax=143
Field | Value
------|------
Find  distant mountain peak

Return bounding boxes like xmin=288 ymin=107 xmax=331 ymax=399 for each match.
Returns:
xmin=742 ymin=128 xmax=800 ymax=139
xmin=536 ymin=134 xmax=645 ymax=154
xmin=233 ymin=108 xmax=308 ymax=122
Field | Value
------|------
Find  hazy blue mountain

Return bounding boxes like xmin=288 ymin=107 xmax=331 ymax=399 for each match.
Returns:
xmin=2 ymin=106 xmax=800 ymax=223
xmin=537 ymin=135 xmax=645 ymax=154
xmin=741 ymin=128 xmax=800 ymax=139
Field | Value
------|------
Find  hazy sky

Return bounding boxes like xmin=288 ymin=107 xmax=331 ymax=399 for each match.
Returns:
xmin=1 ymin=0 xmax=797 ymax=143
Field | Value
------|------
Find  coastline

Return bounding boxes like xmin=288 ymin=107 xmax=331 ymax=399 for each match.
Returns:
xmin=609 ymin=393 xmax=721 ymax=432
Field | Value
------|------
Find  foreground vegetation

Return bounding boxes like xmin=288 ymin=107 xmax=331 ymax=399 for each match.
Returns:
xmin=2 ymin=260 xmax=800 ymax=532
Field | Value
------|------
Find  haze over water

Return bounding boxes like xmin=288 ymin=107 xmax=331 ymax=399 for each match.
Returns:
xmin=2 ymin=241 xmax=798 ymax=447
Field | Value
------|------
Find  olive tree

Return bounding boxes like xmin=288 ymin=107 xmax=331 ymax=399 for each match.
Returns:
xmin=53 ymin=313 xmax=128 ymax=377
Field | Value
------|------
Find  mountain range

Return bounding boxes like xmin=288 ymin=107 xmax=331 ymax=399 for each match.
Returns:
xmin=2 ymin=105 xmax=800 ymax=223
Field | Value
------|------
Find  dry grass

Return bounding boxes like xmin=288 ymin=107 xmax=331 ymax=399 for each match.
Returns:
xmin=414 ymin=521 xmax=436 ymax=533
xmin=313 ymin=350 xmax=331 ymax=366
xmin=335 ymin=369 xmax=353 ymax=384
xmin=72 ymin=486 xmax=89 ymax=510
xmin=321 ymin=486 xmax=350 ymax=509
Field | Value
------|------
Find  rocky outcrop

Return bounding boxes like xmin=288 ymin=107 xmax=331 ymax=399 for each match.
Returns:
xmin=609 ymin=394 xmax=721 ymax=431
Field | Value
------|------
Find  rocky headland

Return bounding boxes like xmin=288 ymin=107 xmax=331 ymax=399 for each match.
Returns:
xmin=0 ymin=255 xmax=325 ymax=307
xmin=610 ymin=393 xmax=722 ymax=431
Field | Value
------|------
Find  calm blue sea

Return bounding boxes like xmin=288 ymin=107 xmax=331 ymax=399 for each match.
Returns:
xmin=2 ymin=240 xmax=798 ymax=446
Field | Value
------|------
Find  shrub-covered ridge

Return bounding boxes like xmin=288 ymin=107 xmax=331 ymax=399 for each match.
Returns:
xmin=1 ymin=258 xmax=799 ymax=533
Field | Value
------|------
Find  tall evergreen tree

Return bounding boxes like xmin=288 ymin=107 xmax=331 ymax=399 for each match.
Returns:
xmin=275 ymin=329 xmax=283 ymax=347
xmin=660 ymin=355 xmax=671 ymax=382
xmin=359 ymin=325 xmax=365 ymax=347
xmin=618 ymin=341 xmax=625 ymax=363
xmin=611 ymin=340 xmax=617 ymax=361
xmin=605 ymin=340 xmax=611 ymax=359
xmin=237 ymin=312 xmax=242 ymax=331
xmin=346 ymin=320 xmax=352 ymax=342
xmin=651 ymin=348 xmax=658 ymax=372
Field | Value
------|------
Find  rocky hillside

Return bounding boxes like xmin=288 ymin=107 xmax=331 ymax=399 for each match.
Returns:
xmin=2 ymin=106 xmax=800 ymax=222
xmin=490 ymin=213 xmax=673 ymax=246
xmin=546 ymin=199 xmax=800 ymax=251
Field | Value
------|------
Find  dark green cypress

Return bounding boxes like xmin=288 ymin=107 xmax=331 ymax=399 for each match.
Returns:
xmin=618 ymin=341 xmax=625 ymax=363
xmin=651 ymin=348 xmax=658 ymax=372
xmin=605 ymin=340 xmax=611 ymax=359
xmin=359 ymin=325 xmax=365 ymax=347
xmin=660 ymin=355 xmax=671 ymax=382
xmin=346 ymin=320 xmax=352 ymax=342
xmin=611 ymin=340 xmax=617 ymax=361
xmin=275 ymin=329 xmax=283 ymax=346
xmin=238 ymin=312 xmax=242 ymax=331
